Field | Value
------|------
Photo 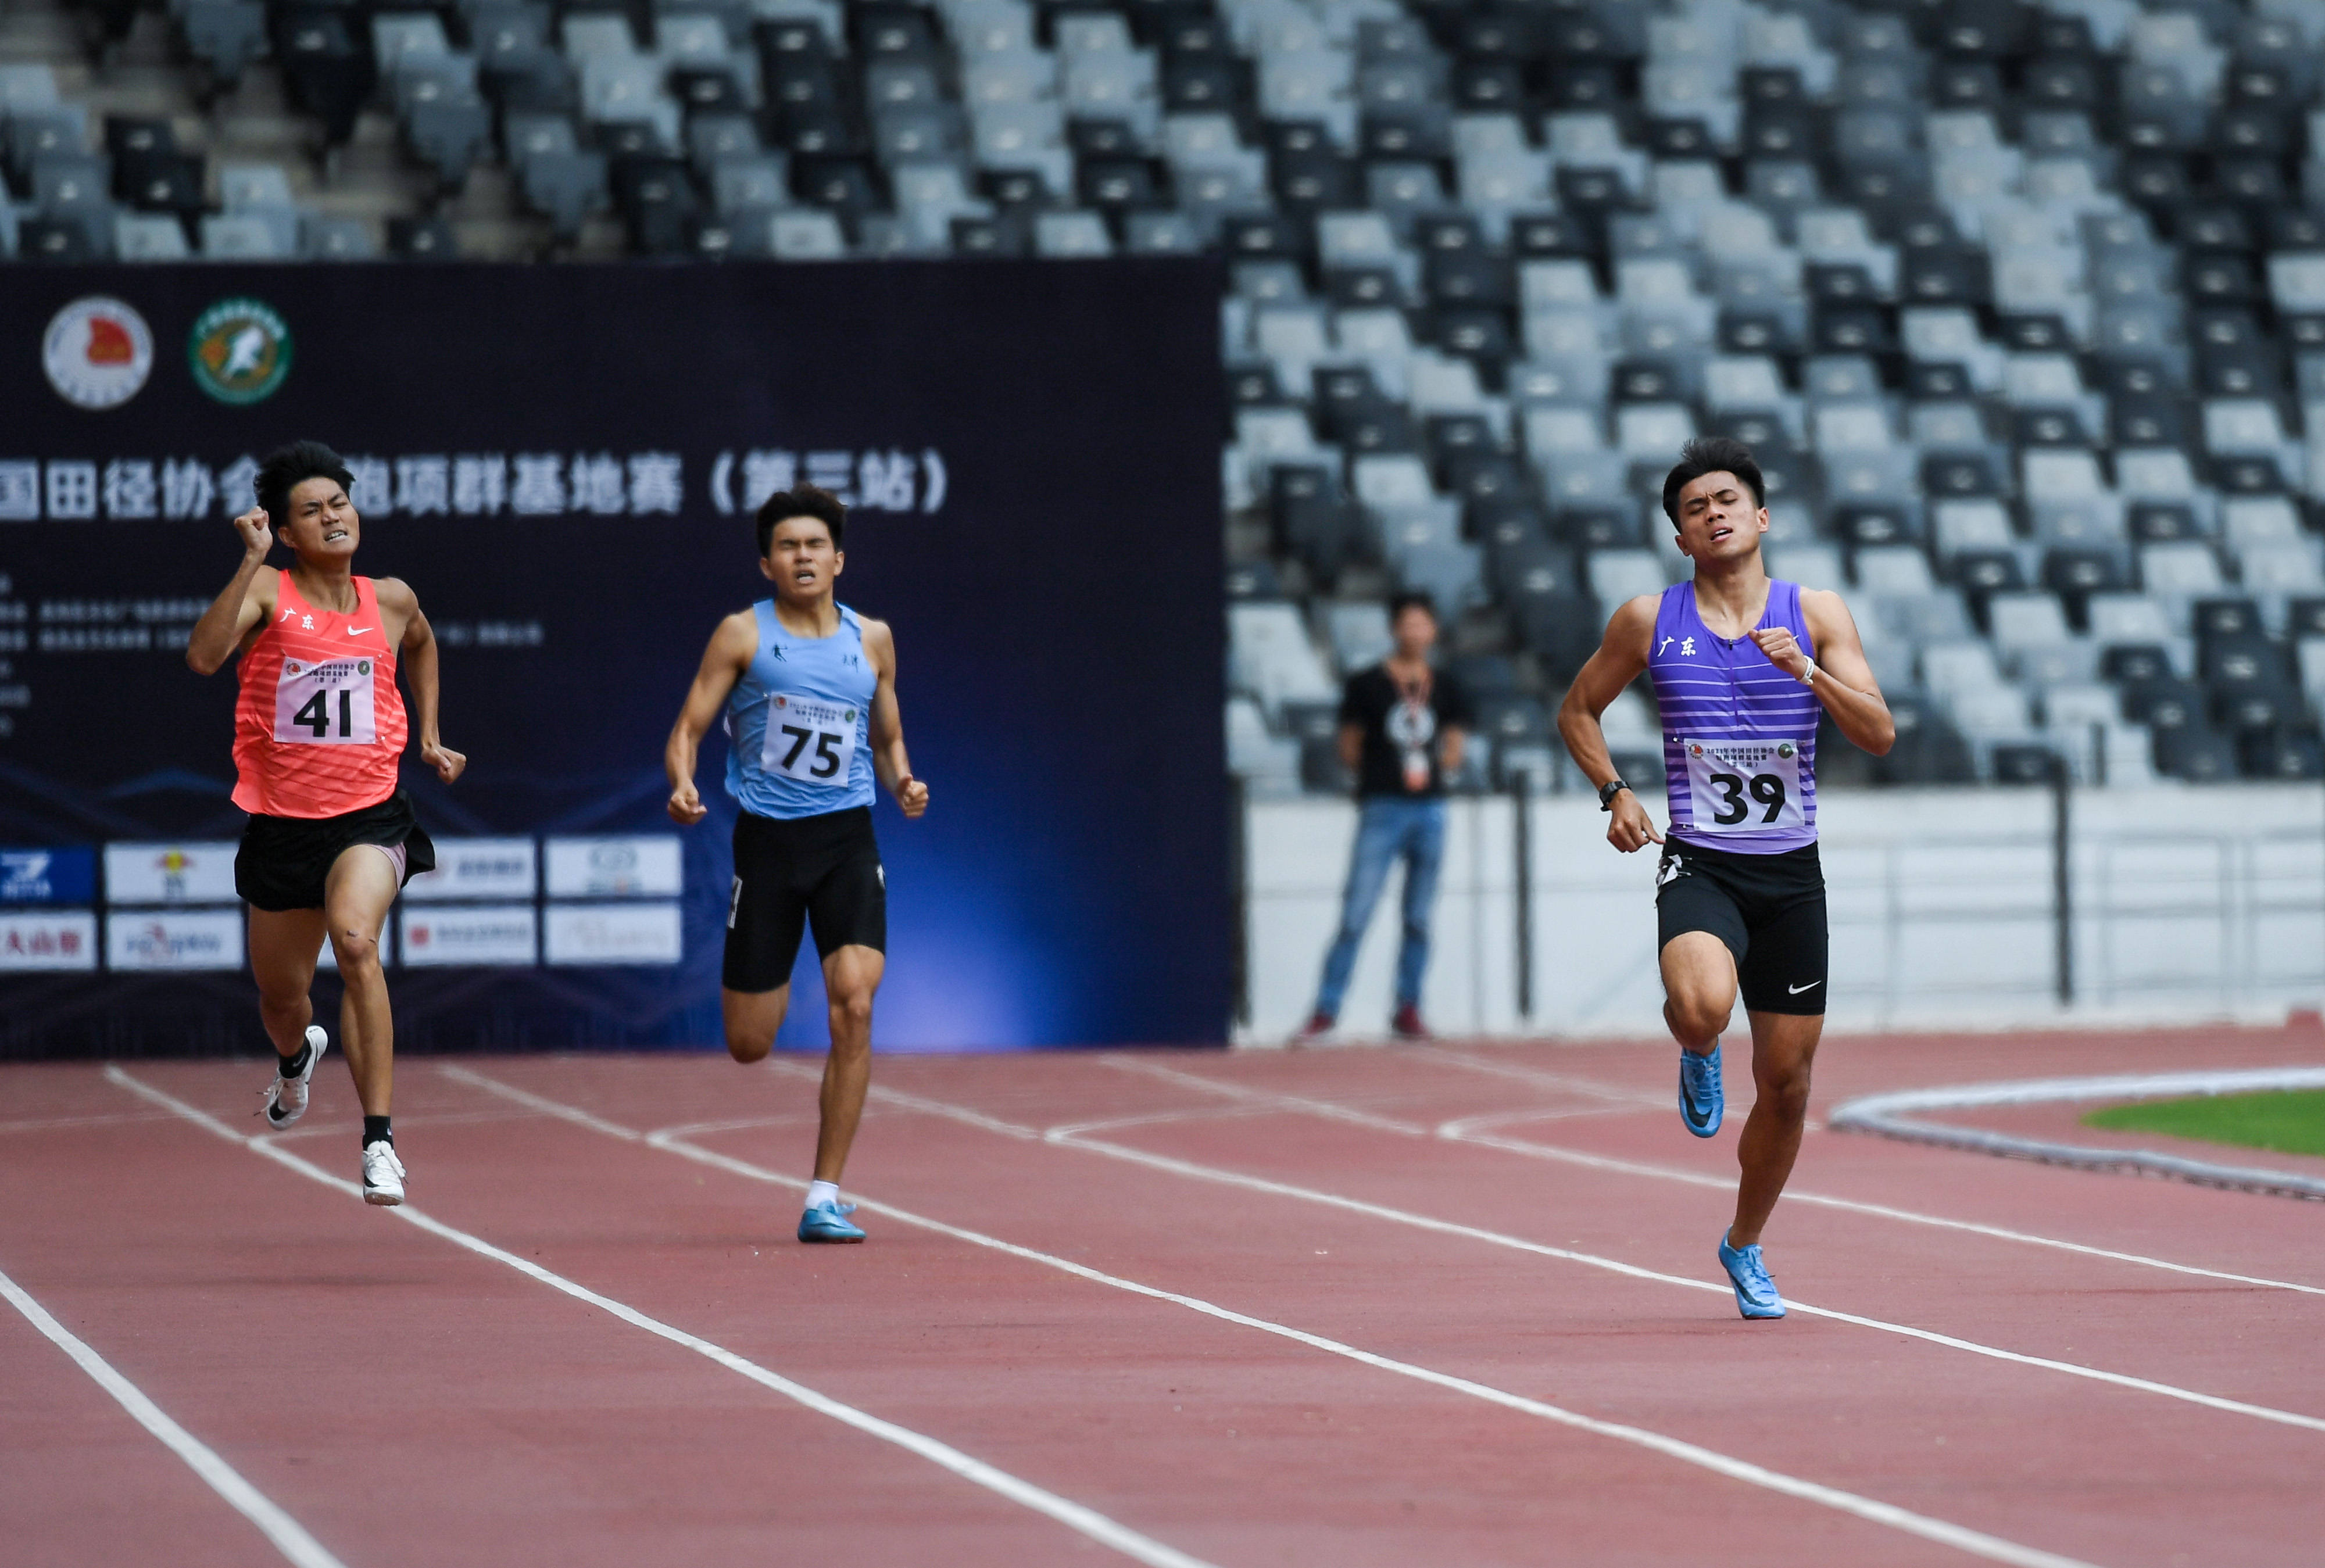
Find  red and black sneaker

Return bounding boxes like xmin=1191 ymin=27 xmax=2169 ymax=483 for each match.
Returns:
xmin=1390 ymin=1004 xmax=1430 ymax=1041
xmin=1293 ymin=1012 xmax=1334 ymax=1044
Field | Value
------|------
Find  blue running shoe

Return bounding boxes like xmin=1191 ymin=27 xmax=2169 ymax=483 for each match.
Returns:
xmin=1718 ymin=1231 xmax=1786 ymax=1319
xmin=1677 ymin=1040 xmax=1723 ymax=1137
xmin=797 ymin=1201 xmax=865 ymax=1244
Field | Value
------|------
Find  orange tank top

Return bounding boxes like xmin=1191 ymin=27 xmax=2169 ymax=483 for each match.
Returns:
xmin=231 ymin=573 xmax=407 ymax=818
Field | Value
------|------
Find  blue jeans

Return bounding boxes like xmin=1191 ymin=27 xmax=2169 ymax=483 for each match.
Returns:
xmin=1314 ymin=796 xmax=1447 ymax=1019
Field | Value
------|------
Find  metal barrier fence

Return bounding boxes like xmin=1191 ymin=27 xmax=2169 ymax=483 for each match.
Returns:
xmin=1237 ymin=782 xmax=2325 ymax=1041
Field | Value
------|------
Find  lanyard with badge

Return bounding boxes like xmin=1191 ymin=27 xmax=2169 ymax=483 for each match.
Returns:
xmin=1384 ymin=669 xmax=1435 ymax=792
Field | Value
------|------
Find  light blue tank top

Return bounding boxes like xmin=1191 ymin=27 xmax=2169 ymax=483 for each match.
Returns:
xmin=1648 ymin=579 xmax=1820 ymax=854
xmin=724 ymin=601 xmax=878 ymax=819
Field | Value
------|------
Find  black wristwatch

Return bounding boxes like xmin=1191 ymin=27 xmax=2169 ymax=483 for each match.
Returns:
xmin=1598 ymin=778 xmax=1631 ymax=811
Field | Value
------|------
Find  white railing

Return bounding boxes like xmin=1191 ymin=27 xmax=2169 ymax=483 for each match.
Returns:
xmin=1238 ymin=784 xmax=2325 ymax=1043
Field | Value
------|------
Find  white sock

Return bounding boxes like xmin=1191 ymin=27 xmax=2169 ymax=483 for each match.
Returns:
xmin=806 ymin=1180 xmax=840 ymax=1211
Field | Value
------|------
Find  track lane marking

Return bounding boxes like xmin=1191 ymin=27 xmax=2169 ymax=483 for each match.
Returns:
xmin=722 ymin=1065 xmax=2325 ymax=1433
xmin=107 ymin=1067 xmax=1219 ymax=1568
xmin=1036 ymin=1116 xmax=2325 ymax=1434
xmin=0 ymin=1111 xmax=183 ymax=1134
xmin=1131 ymin=1055 xmax=2325 ymax=1298
xmin=441 ymin=1068 xmax=2109 ymax=1568
xmin=1437 ymin=1116 xmax=2325 ymax=1296
xmin=0 ymin=1264 xmax=348 ymax=1568
xmin=1830 ymin=1068 xmax=2325 ymax=1201
xmin=1100 ymin=1058 xmax=1431 ymax=1134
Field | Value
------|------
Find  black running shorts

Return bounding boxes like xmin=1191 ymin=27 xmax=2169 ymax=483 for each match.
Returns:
xmin=235 ymin=790 xmax=437 ymax=912
xmin=1654 ymin=839 xmax=1829 ymax=1016
xmin=722 ymin=806 xmax=886 ymax=991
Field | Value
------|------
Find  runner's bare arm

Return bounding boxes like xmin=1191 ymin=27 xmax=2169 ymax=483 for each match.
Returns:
xmin=1557 ymin=595 xmax=1664 ymax=853
xmin=381 ymin=579 xmax=465 ymax=785
xmin=862 ymin=618 xmax=928 ymax=819
xmin=184 ymin=508 xmax=279 ymax=675
xmin=665 ymin=611 xmax=757 ymax=825
xmin=1750 ymin=590 xmax=1895 ymax=756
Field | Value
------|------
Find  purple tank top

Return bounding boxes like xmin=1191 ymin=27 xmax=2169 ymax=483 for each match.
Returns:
xmin=1647 ymin=579 xmax=1820 ymax=854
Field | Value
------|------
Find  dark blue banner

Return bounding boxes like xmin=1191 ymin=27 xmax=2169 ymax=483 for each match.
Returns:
xmin=0 ymin=260 xmax=1228 ymax=1056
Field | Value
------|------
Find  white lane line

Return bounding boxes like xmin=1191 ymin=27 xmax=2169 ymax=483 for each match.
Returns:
xmin=106 ymin=1068 xmax=1218 ymax=1568
xmin=1421 ymin=1050 xmax=1673 ymax=1107
xmin=468 ymin=1062 xmax=2325 ymax=1425
xmin=1131 ymin=1056 xmax=2325 ymax=1298
xmin=0 ymin=1264 xmax=347 ymax=1568
xmin=1100 ymin=1058 xmax=1430 ymax=1134
xmin=263 ymin=1107 xmax=545 ymax=1144
xmin=1034 ymin=1116 xmax=2325 ymax=1434
xmin=1438 ymin=1115 xmax=2325 ymax=1298
xmin=1829 ymin=1068 xmax=2325 ymax=1202
xmin=444 ymin=1069 xmax=2106 ymax=1568
xmin=436 ymin=1066 xmax=648 ymax=1141
xmin=0 ymin=1111 xmax=181 ymax=1134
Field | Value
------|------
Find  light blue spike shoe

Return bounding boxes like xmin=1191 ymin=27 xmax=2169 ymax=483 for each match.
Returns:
xmin=1718 ymin=1230 xmax=1787 ymax=1319
xmin=1677 ymin=1040 xmax=1723 ymax=1138
xmin=797 ymin=1201 xmax=865 ymax=1244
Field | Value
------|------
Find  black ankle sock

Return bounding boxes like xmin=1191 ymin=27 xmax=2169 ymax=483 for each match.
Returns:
xmin=277 ymin=1043 xmax=310 ymax=1079
xmin=363 ymin=1116 xmax=392 ymax=1151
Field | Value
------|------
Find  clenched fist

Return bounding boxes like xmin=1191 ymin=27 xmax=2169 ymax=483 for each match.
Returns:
xmin=1749 ymin=625 xmax=1812 ymax=681
xmin=233 ymin=507 xmax=273 ymax=559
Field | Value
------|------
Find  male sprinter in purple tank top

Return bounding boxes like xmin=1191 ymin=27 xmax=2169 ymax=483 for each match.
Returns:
xmin=1557 ymin=438 xmax=1895 ymax=1318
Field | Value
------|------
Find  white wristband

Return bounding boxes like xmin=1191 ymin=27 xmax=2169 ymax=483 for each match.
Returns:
xmin=1798 ymin=658 xmax=1818 ymax=687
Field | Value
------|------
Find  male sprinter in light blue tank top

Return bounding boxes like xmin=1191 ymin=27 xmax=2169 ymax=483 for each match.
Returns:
xmin=1558 ymin=438 xmax=1894 ymax=1318
xmin=664 ymin=484 xmax=929 ymax=1244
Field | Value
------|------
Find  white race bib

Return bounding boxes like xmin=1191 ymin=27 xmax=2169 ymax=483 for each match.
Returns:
xmin=1681 ymin=736 xmax=1805 ymax=835
xmin=273 ymin=656 xmax=377 ymax=744
xmin=761 ymin=692 xmax=859 ymax=785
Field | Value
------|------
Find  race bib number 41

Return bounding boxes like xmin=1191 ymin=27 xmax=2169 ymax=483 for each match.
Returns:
xmin=762 ymin=692 xmax=859 ymax=785
xmin=273 ymin=657 xmax=377 ymax=744
xmin=1682 ymin=736 xmax=1805 ymax=835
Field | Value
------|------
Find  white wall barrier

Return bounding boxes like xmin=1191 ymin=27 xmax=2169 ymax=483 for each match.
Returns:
xmin=1239 ymin=785 xmax=2325 ymax=1044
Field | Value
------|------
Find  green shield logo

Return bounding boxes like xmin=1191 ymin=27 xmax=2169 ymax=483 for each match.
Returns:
xmin=189 ymin=298 xmax=292 ymax=404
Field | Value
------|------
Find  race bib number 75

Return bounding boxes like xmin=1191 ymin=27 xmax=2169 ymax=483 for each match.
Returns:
xmin=273 ymin=657 xmax=377 ymax=744
xmin=762 ymin=692 xmax=859 ymax=785
xmin=1682 ymin=736 xmax=1805 ymax=835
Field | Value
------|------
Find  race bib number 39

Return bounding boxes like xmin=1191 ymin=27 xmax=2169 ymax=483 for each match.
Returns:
xmin=273 ymin=657 xmax=377 ymax=744
xmin=1682 ymin=736 xmax=1805 ymax=835
xmin=762 ymin=692 xmax=859 ymax=785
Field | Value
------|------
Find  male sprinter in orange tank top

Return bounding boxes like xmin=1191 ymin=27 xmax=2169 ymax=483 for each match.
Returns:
xmin=185 ymin=441 xmax=466 ymax=1205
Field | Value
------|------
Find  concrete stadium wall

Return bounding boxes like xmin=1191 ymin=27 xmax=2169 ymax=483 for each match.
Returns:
xmin=1239 ymin=785 xmax=2325 ymax=1044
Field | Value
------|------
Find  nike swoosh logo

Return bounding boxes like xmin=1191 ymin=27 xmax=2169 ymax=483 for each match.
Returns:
xmin=1788 ymin=980 xmax=1822 ymax=994
xmin=348 ymin=627 xmax=374 ymax=634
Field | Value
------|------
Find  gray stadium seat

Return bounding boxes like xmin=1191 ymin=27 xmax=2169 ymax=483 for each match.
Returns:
xmin=299 ymin=214 xmax=376 ymax=259
xmin=517 ymin=150 xmax=610 ymax=239
xmin=113 ymin=213 xmax=190 ymax=260
xmin=710 ymin=155 xmax=786 ymax=214
xmin=1032 ymin=210 xmax=1110 ymax=258
xmin=200 ymin=213 xmax=293 ymax=258
xmin=768 ymin=209 xmax=846 ymax=259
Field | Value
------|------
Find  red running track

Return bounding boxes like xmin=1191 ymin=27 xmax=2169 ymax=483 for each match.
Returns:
xmin=3 ymin=1023 xmax=2322 ymax=1567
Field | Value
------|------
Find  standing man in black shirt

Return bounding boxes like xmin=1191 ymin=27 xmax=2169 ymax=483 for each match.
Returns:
xmin=1299 ymin=592 xmax=1473 ymax=1040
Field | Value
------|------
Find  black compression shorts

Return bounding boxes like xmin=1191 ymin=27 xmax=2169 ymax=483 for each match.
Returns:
xmin=235 ymin=790 xmax=435 ymax=912
xmin=722 ymin=805 xmax=886 ymax=991
xmin=1654 ymin=839 xmax=1828 ymax=1016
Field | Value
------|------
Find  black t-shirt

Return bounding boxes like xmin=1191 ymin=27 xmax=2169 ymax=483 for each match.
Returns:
xmin=1339 ymin=663 xmax=1473 ymax=797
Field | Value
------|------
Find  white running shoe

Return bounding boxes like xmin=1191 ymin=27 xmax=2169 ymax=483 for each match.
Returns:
xmin=259 ymin=1026 xmax=328 ymax=1130
xmin=361 ymin=1140 xmax=405 ymax=1206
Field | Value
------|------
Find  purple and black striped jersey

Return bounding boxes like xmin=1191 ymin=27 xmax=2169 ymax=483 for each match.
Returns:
xmin=1647 ymin=579 xmax=1820 ymax=855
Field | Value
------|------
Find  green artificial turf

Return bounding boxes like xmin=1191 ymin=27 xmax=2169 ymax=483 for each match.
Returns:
xmin=2083 ymin=1089 xmax=2325 ymax=1158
